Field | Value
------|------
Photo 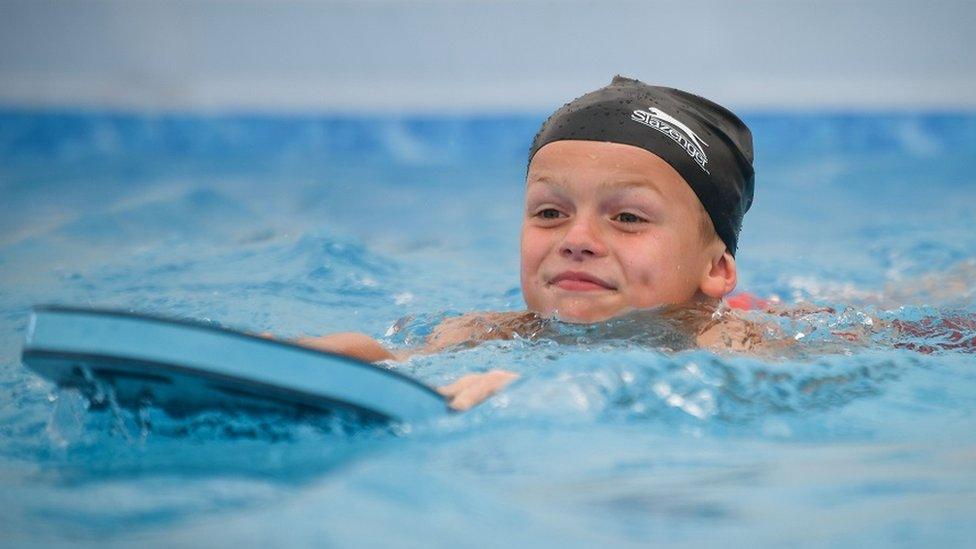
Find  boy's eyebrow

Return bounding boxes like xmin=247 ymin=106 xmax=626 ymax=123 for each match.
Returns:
xmin=529 ymin=175 xmax=664 ymax=197
xmin=596 ymin=178 xmax=664 ymax=196
xmin=526 ymin=176 xmax=561 ymax=193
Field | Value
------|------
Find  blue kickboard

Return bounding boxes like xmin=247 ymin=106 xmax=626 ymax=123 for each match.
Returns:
xmin=21 ymin=306 xmax=448 ymax=423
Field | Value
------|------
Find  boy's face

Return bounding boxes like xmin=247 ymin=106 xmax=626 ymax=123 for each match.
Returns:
xmin=520 ymin=140 xmax=729 ymax=323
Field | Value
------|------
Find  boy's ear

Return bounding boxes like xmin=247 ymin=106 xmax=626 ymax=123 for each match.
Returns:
xmin=699 ymin=248 xmax=737 ymax=298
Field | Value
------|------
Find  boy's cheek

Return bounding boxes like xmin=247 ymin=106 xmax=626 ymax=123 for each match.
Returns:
xmin=520 ymin=279 xmax=548 ymax=314
xmin=519 ymin=237 xmax=549 ymax=272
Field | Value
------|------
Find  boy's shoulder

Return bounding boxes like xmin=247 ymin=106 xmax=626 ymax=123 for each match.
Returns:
xmin=696 ymin=315 xmax=765 ymax=352
xmin=696 ymin=300 xmax=841 ymax=354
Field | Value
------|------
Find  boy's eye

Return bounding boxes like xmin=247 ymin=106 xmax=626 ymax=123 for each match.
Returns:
xmin=536 ymin=208 xmax=564 ymax=219
xmin=612 ymin=212 xmax=648 ymax=223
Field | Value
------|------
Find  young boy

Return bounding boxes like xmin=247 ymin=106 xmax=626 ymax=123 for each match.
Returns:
xmin=296 ymin=76 xmax=758 ymax=410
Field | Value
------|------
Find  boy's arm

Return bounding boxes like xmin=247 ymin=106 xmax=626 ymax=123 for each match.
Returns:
xmin=293 ymin=329 xmax=518 ymax=410
xmin=293 ymin=332 xmax=397 ymax=362
xmin=292 ymin=311 xmax=538 ymax=359
xmin=290 ymin=312 xmax=529 ymax=410
xmin=289 ymin=315 xmax=496 ymax=362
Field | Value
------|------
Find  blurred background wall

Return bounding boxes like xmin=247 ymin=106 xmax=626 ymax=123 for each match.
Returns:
xmin=2 ymin=0 xmax=975 ymax=113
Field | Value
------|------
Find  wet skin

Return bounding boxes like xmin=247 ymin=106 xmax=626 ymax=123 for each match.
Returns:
xmin=520 ymin=140 xmax=736 ymax=323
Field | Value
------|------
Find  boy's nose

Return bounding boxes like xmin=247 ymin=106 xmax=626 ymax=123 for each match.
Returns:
xmin=559 ymin=217 xmax=607 ymax=260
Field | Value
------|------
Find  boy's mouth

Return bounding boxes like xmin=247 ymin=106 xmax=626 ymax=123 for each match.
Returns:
xmin=548 ymin=271 xmax=616 ymax=292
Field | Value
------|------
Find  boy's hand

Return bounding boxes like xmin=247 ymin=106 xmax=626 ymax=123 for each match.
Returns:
xmin=437 ymin=370 xmax=519 ymax=411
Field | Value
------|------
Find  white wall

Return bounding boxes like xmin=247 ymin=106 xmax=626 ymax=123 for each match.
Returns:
xmin=1 ymin=0 xmax=974 ymax=112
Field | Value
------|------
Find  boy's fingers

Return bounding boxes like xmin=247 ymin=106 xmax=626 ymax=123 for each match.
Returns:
xmin=447 ymin=392 xmax=478 ymax=411
xmin=448 ymin=382 xmax=502 ymax=411
xmin=442 ymin=370 xmax=519 ymax=410
xmin=438 ymin=372 xmax=489 ymax=394
xmin=490 ymin=370 xmax=519 ymax=384
xmin=436 ymin=375 xmax=478 ymax=397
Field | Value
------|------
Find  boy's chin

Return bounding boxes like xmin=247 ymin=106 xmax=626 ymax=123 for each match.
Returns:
xmin=535 ymin=301 xmax=627 ymax=324
xmin=531 ymin=294 xmax=712 ymax=323
xmin=555 ymin=312 xmax=615 ymax=324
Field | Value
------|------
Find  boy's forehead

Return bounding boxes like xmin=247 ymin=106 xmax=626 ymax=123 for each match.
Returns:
xmin=526 ymin=140 xmax=688 ymax=193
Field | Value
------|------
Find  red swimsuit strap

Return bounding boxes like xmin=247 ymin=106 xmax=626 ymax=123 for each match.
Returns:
xmin=725 ymin=292 xmax=770 ymax=311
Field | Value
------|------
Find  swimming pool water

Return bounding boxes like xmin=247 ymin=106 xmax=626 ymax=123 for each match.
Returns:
xmin=1 ymin=111 xmax=975 ymax=547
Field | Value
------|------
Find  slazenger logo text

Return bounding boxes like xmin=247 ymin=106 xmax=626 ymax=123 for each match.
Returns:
xmin=630 ymin=107 xmax=710 ymax=173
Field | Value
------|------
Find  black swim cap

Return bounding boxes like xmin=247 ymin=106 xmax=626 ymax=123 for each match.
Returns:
xmin=528 ymin=75 xmax=755 ymax=255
